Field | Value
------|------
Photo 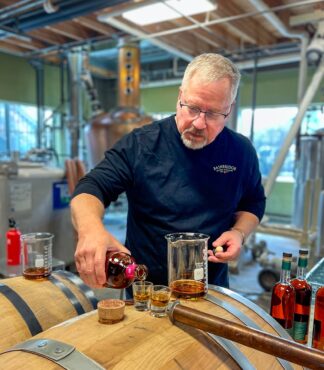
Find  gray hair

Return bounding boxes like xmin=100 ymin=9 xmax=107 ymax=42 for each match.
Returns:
xmin=181 ymin=53 xmax=241 ymax=102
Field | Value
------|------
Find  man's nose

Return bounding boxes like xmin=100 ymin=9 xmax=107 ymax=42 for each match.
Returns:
xmin=192 ymin=113 xmax=207 ymax=129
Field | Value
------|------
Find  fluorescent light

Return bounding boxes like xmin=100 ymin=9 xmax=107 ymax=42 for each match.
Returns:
xmin=122 ymin=0 xmax=216 ymax=26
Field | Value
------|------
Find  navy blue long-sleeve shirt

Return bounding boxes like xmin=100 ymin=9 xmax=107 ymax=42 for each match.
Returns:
xmin=73 ymin=115 xmax=266 ymax=287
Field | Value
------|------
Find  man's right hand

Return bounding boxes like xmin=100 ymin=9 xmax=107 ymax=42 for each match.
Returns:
xmin=71 ymin=193 xmax=130 ymax=288
xmin=74 ymin=229 xmax=130 ymax=288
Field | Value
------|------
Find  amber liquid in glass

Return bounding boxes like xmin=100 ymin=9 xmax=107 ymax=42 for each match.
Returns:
xmin=270 ymin=253 xmax=295 ymax=335
xmin=23 ymin=267 xmax=50 ymax=280
xmin=134 ymin=291 xmax=150 ymax=302
xmin=270 ymin=283 xmax=295 ymax=332
xmin=291 ymin=278 xmax=312 ymax=343
xmin=170 ymin=279 xmax=206 ymax=299
xmin=151 ymin=291 xmax=170 ymax=308
xmin=312 ymin=287 xmax=324 ymax=350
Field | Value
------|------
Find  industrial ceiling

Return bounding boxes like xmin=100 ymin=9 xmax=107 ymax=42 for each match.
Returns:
xmin=0 ymin=0 xmax=323 ymax=83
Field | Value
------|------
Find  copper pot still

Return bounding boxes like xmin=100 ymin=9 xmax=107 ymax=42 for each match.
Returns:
xmin=85 ymin=42 xmax=152 ymax=168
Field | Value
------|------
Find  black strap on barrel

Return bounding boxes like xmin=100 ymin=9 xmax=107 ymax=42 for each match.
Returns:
xmin=0 ymin=283 xmax=42 ymax=336
xmin=48 ymin=275 xmax=85 ymax=315
xmin=54 ymin=270 xmax=98 ymax=309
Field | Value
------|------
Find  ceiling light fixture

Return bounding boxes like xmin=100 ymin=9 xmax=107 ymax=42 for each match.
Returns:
xmin=120 ymin=0 xmax=216 ymax=26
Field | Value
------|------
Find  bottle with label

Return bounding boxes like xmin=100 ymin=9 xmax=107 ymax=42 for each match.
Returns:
xmin=6 ymin=218 xmax=21 ymax=265
xmin=290 ymin=249 xmax=312 ymax=344
xmin=270 ymin=252 xmax=296 ymax=335
xmin=103 ymin=251 xmax=148 ymax=289
xmin=312 ymin=286 xmax=324 ymax=351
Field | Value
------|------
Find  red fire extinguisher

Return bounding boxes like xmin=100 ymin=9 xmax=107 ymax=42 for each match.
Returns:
xmin=6 ymin=218 xmax=21 ymax=265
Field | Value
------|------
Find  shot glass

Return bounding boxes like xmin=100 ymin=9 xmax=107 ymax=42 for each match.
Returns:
xmin=132 ymin=281 xmax=153 ymax=311
xmin=150 ymin=285 xmax=172 ymax=318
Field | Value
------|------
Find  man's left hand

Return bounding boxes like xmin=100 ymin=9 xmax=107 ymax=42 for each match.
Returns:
xmin=207 ymin=229 xmax=243 ymax=263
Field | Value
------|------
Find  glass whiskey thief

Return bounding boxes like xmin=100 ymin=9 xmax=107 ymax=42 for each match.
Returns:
xmin=270 ymin=252 xmax=296 ymax=335
xmin=290 ymin=249 xmax=312 ymax=344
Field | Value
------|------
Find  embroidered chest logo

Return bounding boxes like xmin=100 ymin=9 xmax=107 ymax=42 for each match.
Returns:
xmin=213 ymin=164 xmax=237 ymax=174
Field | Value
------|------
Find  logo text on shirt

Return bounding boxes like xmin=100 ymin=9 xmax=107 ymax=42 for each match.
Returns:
xmin=213 ymin=165 xmax=237 ymax=174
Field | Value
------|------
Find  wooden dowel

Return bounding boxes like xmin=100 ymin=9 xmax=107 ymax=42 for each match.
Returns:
xmin=168 ymin=302 xmax=324 ymax=369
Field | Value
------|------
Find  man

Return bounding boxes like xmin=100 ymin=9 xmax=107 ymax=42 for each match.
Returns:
xmin=71 ymin=53 xmax=266 ymax=289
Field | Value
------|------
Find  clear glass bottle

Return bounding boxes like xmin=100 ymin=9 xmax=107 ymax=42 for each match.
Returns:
xmin=270 ymin=252 xmax=296 ymax=335
xmin=103 ymin=251 xmax=148 ymax=289
xmin=290 ymin=249 xmax=312 ymax=344
xmin=312 ymin=286 xmax=324 ymax=351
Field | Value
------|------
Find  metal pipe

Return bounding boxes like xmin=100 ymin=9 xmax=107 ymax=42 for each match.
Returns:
xmin=250 ymin=54 xmax=258 ymax=142
xmin=124 ymin=0 xmax=322 ymax=42
xmin=140 ymin=52 xmax=301 ymax=88
xmin=162 ymin=1 xmax=227 ymax=51
xmin=0 ymin=1 xmax=44 ymax=22
xmin=297 ymin=36 xmax=309 ymax=103
xmin=247 ymin=0 xmax=307 ymax=40
xmin=3 ymin=0 xmax=129 ymax=31
xmin=168 ymin=302 xmax=324 ymax=369
xmin=0 ymin=0 xmax=38 ymax=18
xmin=106 ymin=17 xmax=193 ymax=62
xmin=264 ymin=59 xmax=324 ymax=197
xmin=248 ymin=0 xmax=309 ymax=99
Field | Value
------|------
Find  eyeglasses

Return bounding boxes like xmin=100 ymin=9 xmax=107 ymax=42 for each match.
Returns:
xmin=179 ymin=101 xmax=229 ymax=122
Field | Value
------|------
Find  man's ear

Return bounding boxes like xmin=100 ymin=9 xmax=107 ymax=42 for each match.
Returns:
xmin=177 ymin=88 xmax=182 ymax=102
xmin=227 ymin=102 xmax=235 ymax=117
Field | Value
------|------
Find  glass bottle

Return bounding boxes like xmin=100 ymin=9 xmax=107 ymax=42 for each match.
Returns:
xmin=270 ymin=252 xmax=296 ymax=335
xmin=312 ymin=286 xmax=324 ymax=350
xmin=290 ymin=249 xmax=312 ymax=344
xmin=103 ymin=251 xmax=148 ymax=289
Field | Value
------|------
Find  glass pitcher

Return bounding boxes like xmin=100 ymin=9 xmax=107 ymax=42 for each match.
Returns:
xmin=166 ymin=232 xmax=209 ymax=299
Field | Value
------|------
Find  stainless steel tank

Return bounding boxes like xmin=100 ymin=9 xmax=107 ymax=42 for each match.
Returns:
xmin=292 ymin=132 xmax=324 ymax=229
xmin=85 ymin=42 xmax=152 ymax=168
xmin=0 ymin=161 xmax=75 ymax=266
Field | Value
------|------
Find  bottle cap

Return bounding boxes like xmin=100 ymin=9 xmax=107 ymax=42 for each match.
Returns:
xmin=299 ymin=249 xmax=308 ymax=256
xmin=8 ymin=218 xmax=16 ymax=228
xmin=282 ymin=252 xmax=292 ymax=258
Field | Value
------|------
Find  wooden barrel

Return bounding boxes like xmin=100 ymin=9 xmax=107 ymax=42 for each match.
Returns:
xmin=0 ymin=285 xmax=304 ymax=369
xmin=0 ymin=270 xmax=97 ymax=352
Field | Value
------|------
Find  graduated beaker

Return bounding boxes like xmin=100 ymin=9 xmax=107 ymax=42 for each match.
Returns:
xmin=21 ymin=232 xmax=53 ymax=279
xmin=166 ymin=232 xmax=209 ymax=299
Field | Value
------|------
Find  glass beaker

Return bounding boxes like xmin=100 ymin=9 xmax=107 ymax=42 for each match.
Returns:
xmin=166 ymin=232 xmax=209 ymax=299
xmin=21 ymin=233 xmax=53 ymax=280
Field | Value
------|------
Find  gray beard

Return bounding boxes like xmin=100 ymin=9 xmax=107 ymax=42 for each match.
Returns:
xmin=181 ymin=128 xmax=207 ymax=150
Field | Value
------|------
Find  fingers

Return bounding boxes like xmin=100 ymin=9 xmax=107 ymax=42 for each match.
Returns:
xmin=74 ymin=231 xmax=129 ymax=288
xmin=94 ymin=250 xmax=107 ymax=286
xmin=208 ymin=230 xmax=242 ymax=263
xmin=208 ymin=249 xmax=228 ymax=263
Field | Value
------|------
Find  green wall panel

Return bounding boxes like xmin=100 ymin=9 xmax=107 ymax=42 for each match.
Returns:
xmin=44 ymin=64 xmax=61 ymax=107
xmin=0 ymin=53 xmax=61 ymax=107
xmin=0 ymin=53 xmax=36 ymax=104
xmin=265 ymin=180 xmax=294 ymax=217
xmin=141 ymin=84 xmax=179 ymax=113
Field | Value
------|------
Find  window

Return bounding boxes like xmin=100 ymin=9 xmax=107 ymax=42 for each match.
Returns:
xmin=0 ymin=101 xmax=62 ymax=165
xmin=237 ymin=105 xmax=324 ymax=179
xmin=0 ymin=102 xmax=5 ymax=154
